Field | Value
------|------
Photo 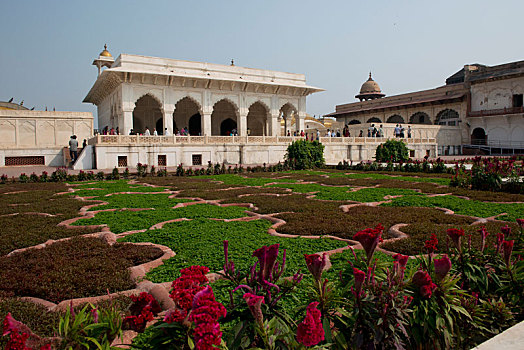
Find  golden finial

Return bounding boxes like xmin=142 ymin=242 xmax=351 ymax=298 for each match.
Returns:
xmin=230 ymin=59 xmax=235 ymax=66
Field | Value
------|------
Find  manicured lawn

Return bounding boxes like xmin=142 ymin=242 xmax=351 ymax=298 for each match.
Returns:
xmin=73 ymin=203 xmax=250 ymax=233
xmin=119 ymin=219 xmax=348 ymax=283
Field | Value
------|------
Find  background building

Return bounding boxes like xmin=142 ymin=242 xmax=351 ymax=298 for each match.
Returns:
xmin=0 ymin=100 xmax=93 ymax=167
xmin=327 ymin=61 xmax=524 ymax=156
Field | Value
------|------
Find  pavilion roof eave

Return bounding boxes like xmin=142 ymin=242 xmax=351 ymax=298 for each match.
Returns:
xmin=83 ymin=69 xmax=324 ymax=105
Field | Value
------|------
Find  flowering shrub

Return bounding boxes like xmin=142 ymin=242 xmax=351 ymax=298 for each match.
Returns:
xmin=123 ymin=292 xmax=161 ymax=333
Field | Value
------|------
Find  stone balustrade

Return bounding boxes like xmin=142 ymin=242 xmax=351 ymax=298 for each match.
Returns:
xmin=88 ymin=134 xmax=436 ymax=146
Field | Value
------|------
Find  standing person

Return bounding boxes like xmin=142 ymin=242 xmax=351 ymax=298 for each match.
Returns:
xmin=300 ymin=130 xmax=305 ymax=137
xmin=153 ymin=128 xmax=158 ymax=136
xmin=394 ymin=124 xmax=400 ymax=138
xmin=316 ymin=129 xmax=320 ymax=140
xmin=378 ymin=124 xmax=384 ymax=138
xmin=359 ymin=130 xmax=363 ymax=137
xmin=116 ymin=127 xmax=119 ymax=135
xmin=144 ymin=127 xmax=150 ymax=136
xmin=82 ymin=139 xmax=87 ymax=149
xmin=407 ymin=126 xmax=412 ymax=138
xmin=399 ymin=124 xmax=405 ymax=138
xmin=69 ymin=135 xmax=78 ymax=163
xmin=164 ymin=127 xmax=170 ymax=136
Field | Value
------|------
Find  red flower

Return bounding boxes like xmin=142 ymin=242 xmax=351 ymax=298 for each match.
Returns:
xmin=252 ymin=244 xmax=280 ymax=281
xmin=189 ymin=286 xmax=227 ymax=350
xmin=168 ymin=265 xmax=210 ymax=322
xmin=516 ymin=218 xmax=524 ymax=228
xmin=412 ymin=270 xmax=437 ymax=298
xmin=353 ymin=268 xmax=366 ymax=296
xmin=495 ymin=232 xmax=505 ymax=254
xmin=243 ymin=293 xmax=265 ymax=325
xmin=412 ymin=270 xmax=432 ymax=287
xmin=502 ymin=240 xmax=514 ymax=266
xmin=446 ymin=228 xmax=465 ymax=252
xmin=353 ymin=224 xmax=384 ymax=264
xmin=434 ymin=255 xmax=451 ymax=281
xmin=304 ymin=253 xmax=331 ymax=281
xmin=420 ymin=282 xmax=437 ymax=299
xmin=296 ymin=302 xmax=325 ymax=347
xmin=501 ymin=225 xmax=511 ymax=236
xmin=124 ymin=292 xmax=161 ymax=333
xmin=393 ymin=253 xmax=409 ymax=269
xmin=424 ymin=234 xmax=438 ymax=253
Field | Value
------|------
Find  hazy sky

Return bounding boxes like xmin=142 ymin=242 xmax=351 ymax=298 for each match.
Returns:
xmin=1 ymin=0 xmax=523 ymax=119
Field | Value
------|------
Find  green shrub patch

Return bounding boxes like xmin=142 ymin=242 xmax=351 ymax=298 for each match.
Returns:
xmin=119 ymin=219 xmax=348 ymax=283
xmin=0 ymin=237 xmax=163 ymax=303
xmin=71 ymin=180 xmax=167 ymax=199
xmin=74 ymin=203 xmax=249 ymax=233
xmin=87 ymin=193 xmax=192 ymax=211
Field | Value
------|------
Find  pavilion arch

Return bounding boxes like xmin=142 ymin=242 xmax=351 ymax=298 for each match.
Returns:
xmin=211 ymin=99 xmax=239 ymax=135
xmin=387 ymin=114 xmax=404 ymax=123
xmin=471 ymin=127 xmax=487 ymax=145
xmin=367 ymin=117 xmax=381 ymax=123
xmin=409 ymin=112 xmax=431 ymax=124
xmin=133 ymin=94 xmax=163 ymax=135
xmin=348 ymin=119 xmax=361 ymax=125
xmin=280 ymin=102 xmax=298 ymax=134
xmin=435 ymin=109 xmax=459 ymax=126
xmin=247 ymin=101 xmax=270 ymax=136
xmin=173 ymin=96 xmax=203 ymax=135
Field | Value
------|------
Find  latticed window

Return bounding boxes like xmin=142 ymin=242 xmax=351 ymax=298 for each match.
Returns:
xmin=118 ymin=156 xmax=128 ymax=167
xmin=435 ymin=109 xmax=459 ymax=126
xmin=158 ymin=155 xmax=167 ymax=166
xmin=192 ymin=154 xmax=202 ymax=166
xmin=5 ymin=156 xmax=45 ymax=166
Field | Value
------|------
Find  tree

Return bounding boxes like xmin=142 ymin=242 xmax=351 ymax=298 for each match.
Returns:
xmin=285 ymin=140 xmax=325 ymax=170
xmin=375 ymin=139 xmax=409 ymax=162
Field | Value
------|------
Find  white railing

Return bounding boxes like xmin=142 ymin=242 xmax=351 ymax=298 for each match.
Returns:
xmin=89 ymin=134 xmax=437 ymax=146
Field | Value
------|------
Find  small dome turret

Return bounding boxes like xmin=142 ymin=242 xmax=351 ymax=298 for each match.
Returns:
xmin=355 ymin=72 xmax=385 ymax=101
xmin=99 ymin=44 xmax=112 ymax=57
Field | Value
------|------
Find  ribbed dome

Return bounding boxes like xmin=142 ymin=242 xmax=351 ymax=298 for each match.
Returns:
xmin=355 ymin=72 xmax=385 ymax=101
xmin=99 ymin=44 xmax=112 ymax=57
xmin=359 ymin=73 xmax=382 ymax=94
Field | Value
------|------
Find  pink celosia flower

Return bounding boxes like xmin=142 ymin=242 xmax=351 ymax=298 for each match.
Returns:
xmin=478 ymin=226 xmax=489 ymax=252
xmin=353 ymin=224 xmax=384 ymax=264
xmin=252 ymin=244 xmax=280 ymax=281
xmin=502 ymin=240 xmax=514 ymax=266
xmin=304 ymin=253 xmax=331 ymax=281
xmin=434 ymin=255 xmax=452 ymax=281
xmin=447 ymin=228 xmax=465 ymax=252
xmin=296 ymin=302 xmax=325 ymax=347
xmin=90 ymin=308 xmax=99 ymax=324
xmin=495 ymin=232 xmax=504 ymax=254
xmin=243 ymin=293 xmax=265 ymax=325
xmin=353 ymin=268 xmax=366 ymax=296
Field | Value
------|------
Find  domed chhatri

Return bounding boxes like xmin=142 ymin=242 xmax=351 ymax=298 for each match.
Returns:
xmin=355 ymin=72 xmax=385 ymax=101
xmin=99 ymin=44 xmax=112 ymax=57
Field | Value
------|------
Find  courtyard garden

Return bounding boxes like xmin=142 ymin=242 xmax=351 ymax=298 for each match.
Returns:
xmin=0 ymin=160 xmax=523 ymax=349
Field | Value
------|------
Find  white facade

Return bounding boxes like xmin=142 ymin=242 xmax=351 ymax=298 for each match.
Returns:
xmin=84 ymin=54 xmax=323 ymax=139
xmin=0 ymin=109 xmax=93 ymax=166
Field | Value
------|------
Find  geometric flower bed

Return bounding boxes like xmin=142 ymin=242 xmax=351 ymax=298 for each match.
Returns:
xmin=1 ymin=170 xmax=522 ymax=349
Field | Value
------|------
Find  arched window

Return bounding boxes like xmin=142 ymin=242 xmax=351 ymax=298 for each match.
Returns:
xmin=386 ymin=114 xmax=404 ymax=123
xmin=409 ymin=112 xmax=430 ymax=124
xmin=435 ymin=109 xmax=459 ymax=126
xmin=471 ymin=128 xmax=487 ymax=145
xmin=366 ymin=117 xmax=381 ymax=123
xmin=348 ymin=120 xmax=361 ymax=125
